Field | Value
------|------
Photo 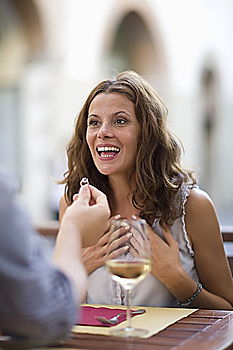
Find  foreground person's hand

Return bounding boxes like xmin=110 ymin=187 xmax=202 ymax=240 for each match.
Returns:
xmin=69 ymin=184 xmax=111 ymax=246
xmin=53 ymin=184 xmax=110 ymax=302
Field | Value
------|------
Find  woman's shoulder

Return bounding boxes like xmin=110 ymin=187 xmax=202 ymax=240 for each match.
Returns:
xmin=185 ymin=187 xmax=220 ymax=241
xmin=178 ymin=181 xmax=212 ymax=206
xmin=186 ymin=187 xmax=214 ymax=211
xmin=178 ymin=183 xmax=217 ymax=226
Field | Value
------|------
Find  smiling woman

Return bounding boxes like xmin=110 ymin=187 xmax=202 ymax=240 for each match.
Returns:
xmin=86 ymin=92 xmax=140 ymax=177
xmin=58 ymin=71 xmax=233 ymax=310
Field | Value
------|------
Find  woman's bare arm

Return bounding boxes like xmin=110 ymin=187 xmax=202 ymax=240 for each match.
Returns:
xmin=147 ymin=188 xmax=233 ymax=309
xmin=184 ymin=188 xmax=233 ymax=309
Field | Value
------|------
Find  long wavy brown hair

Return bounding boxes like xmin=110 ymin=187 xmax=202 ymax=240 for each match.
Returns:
xmin=60 ymin=71 xmax=196 ymax=226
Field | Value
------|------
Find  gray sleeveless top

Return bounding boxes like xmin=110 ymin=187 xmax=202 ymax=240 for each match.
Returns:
xmin=86 ymin=183 xmax=199 ymax=307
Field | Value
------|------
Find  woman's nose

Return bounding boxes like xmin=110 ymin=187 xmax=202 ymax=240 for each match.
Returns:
xmin=97 ymin=123 xmax=114 ymax=139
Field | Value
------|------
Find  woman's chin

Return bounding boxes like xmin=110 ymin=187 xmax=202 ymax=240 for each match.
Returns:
xmin=96 ymin=166 xmax=116 ymax=176
xmin=98 ymin=169 xmax=113 ymax=176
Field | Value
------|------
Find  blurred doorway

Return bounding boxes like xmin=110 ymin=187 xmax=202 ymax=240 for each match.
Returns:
xmin=107 ymin=10 xmax=165 ymax=82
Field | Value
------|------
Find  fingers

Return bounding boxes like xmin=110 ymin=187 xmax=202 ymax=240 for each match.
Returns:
xmin=162 ymin=227 xmax=178 ymax=248
xmin=108 ymin=231 xmax=132 ymax=253
xmin=129 ymin=226 xmax=150 ymax=258
xmin=109 ymin=225 xmax=130 ymax=242
xmin=97 ymin=223 xmax=125 ymax=247
xmin=132 ymin=214 xmax=140 ymax=220
xmin=74 ymin=184 xmax=91 ymax=204
xmin=129 ymin=234 xmax=141 ymax=251
xmin=108 ymin=246 xmax=129 ymax=259
xmin=89 ymin=185 xmax=108 ymax=206
xmin=129 ymin=244 xmax=140 ymax=258
xmin=74 ymin=184 xmax=109 ymax=208
xmin=73 ymin=193 xmax=79 ymax=201
xmin=98 ymin=229 xmax=112 ymax=245
xmin=110 ymin=214 xmax=121 ymax=221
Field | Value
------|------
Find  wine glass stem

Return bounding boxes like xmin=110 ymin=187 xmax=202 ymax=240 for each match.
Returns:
xmin=125 ymin=289 xmax=132 ymax=330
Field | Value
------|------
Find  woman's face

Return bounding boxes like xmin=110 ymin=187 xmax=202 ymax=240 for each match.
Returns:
xmin=86 ymin=92 xmax=140 ymax=178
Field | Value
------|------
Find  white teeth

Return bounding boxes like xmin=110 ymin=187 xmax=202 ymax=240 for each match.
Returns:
xmin=101 ymin=154 xmax=114 ymax=158
xmin=97 ymin=146 xmax=120 ymax=152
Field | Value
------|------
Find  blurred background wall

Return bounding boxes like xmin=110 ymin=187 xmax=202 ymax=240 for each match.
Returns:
xmin=0 ymin=0 xmax=232 ymax=225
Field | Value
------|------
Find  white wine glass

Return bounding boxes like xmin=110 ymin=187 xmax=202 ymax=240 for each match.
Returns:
xmin=106 ymin=218 xmax=151 ymax=337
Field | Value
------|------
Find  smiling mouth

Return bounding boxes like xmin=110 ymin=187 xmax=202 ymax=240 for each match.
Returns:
xmin=96 ymin=146 xmax=120 ymax=158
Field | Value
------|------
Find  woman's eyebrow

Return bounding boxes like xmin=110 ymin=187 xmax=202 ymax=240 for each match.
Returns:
xmin=114 ymin=110 xmax=131 ymax=116
xmin=88 ymin=110 xmax=131 ymax=118
xmin=88 ymin=113 xmax=98 ymax=118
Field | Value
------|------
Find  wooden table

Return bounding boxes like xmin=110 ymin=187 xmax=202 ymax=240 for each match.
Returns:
xmin=60 ymin=309 xmax=233 ymax=350
xmin=1 ymin=309 xmax=233 ymax=349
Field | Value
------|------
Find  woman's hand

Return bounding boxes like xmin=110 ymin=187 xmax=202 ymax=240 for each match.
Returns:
xmin=145 ymin=224 xmax=184 ymax=285
xmin=82 ymin=218 xmax=132 ymax=275
xmin=127 ymin=218 xmax=184 ymax=287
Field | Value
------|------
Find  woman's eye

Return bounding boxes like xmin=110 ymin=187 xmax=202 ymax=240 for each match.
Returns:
xmin=88 ymin=119 xmax=100 ymax=127
xmin=114 ymin=118 xmax=127 ymax=125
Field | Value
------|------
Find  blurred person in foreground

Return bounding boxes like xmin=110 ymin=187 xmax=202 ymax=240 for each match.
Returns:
xmin=59 ymin=70 xmax=233 ymax=310
xmin=0 ymin=173 xmax=110 ymax=348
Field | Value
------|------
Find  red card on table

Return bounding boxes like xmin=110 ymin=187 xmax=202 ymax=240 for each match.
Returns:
xmin=77 ymin=306 xmax=144 ymax=327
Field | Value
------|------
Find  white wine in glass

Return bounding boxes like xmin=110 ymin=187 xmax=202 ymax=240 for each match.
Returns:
xmin=106 ymin=218 xmax=151 ymax=337
xmin=106 ymin=258 xmax=151 ymax=289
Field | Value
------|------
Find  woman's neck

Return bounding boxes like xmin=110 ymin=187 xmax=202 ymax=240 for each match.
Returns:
xmin=108 ymin=174 xmax=140 ymax=219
